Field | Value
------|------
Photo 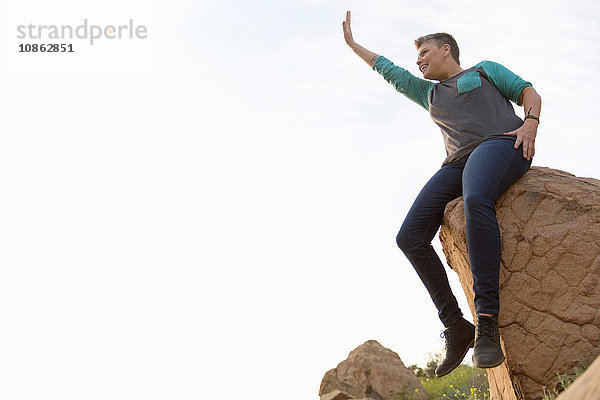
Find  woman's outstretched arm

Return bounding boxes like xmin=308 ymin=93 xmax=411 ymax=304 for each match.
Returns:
xmin=342 ymin=11 xmax=379 ymax=67
xmin=343 ymin=11 xmax=434 ymax=110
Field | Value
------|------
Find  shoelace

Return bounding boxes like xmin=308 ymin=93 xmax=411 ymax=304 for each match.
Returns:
xmin=440 ymin=329 xmax=453 ymax=350
xmin=476 ymin=317 xmax=500 ymax=344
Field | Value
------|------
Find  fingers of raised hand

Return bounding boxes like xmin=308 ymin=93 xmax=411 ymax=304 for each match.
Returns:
xmin=342 ymin=12 xmax=353 ymax=42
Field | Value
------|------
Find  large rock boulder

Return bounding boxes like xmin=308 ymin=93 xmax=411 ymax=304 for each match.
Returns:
xmin=440 ymin=166 xmax=600 ymax=400
xmin=319 ymin=340 xmax=427 ymax=400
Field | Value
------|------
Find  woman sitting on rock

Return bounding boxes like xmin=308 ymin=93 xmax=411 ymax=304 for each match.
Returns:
xmin=342 ymin=11 xmax=541 ymax=376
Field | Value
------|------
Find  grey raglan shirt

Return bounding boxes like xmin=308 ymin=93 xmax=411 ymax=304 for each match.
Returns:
xmin=372 ymin=56 xmax=532 ymax=165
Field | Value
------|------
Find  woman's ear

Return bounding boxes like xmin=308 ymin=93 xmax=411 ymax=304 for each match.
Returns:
xmin=443 ymin=43 xmax=451 ymax=58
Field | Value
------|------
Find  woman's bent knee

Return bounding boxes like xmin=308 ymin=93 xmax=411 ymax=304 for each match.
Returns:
xmin=396 ymin=228 xmax=416 ymax=252
xmin=463 ymin=191 xmax=494 ymax=211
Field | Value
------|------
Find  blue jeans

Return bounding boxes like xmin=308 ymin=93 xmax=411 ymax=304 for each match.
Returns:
xmin=396 ymin=138 xmax=532 ymax=327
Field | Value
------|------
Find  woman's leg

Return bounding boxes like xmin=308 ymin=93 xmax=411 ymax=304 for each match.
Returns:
xmin=396 ymin=159 xmax=465 ymax=328
xmin=461 ymin=138 xmax=532 ymax=316
xmin=463 ymin=138 xmax=531 ymax=368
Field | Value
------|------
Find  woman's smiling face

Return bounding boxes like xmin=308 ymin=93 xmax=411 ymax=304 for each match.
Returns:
xmin=416 ymin=41 xmax=447 ymax=80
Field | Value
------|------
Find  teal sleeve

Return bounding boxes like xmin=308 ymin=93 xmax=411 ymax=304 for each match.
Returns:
xmin=372 ymin=55 xmax=434 ymax=111
xmin=476 ymin=61 xmax=532 ymax=106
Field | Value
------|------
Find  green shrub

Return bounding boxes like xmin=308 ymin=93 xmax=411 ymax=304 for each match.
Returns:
xmin=419 ymin=364 xmax=488 ymax=399
xmin=542 ymin=366 xmax=586 ymax=400
xmin=410 ymin=354 xmax=489 ymax=400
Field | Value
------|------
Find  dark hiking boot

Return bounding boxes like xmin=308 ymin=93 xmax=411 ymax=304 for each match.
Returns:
xmin=472 ymin=314 xmax=505 ymax=368
xmin=435 ymin=317 xmax=475 ymax=377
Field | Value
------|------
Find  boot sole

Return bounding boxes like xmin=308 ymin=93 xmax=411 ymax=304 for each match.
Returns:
xmin=435 ymin=337 xmax=475 ymax=378
xmin=472 ymin=354 xmax=505 ymax=369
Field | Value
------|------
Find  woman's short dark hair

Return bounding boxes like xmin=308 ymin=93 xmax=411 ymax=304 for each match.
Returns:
xmin=414 ymin=33 xmax=460 ymax=65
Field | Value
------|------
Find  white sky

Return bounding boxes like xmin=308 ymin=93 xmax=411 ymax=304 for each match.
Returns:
xmin=2 ymin=0 xmax=599 ymax=399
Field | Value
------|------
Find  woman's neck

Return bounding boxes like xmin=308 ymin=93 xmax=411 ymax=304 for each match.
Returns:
xmin=439 ymin=65 xmax=464 ymax=82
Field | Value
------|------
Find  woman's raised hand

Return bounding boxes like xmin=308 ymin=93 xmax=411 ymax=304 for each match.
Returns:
xmin=342 ymin=11 xmax=355 ymax=46
xmin=342 ymin=11 xmax=379 ymax=67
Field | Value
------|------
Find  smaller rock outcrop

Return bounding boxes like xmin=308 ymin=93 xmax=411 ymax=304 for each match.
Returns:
xmin=319 ymin=340 xmax=426 ymax=400
xmin=320 ymin=389 xmax=376 ymax=400
xmin=320 ymin=390 xmax=354 ymax=400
